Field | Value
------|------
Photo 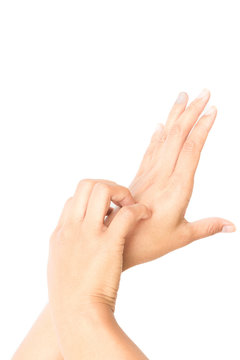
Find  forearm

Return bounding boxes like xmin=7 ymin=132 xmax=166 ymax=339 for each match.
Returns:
xmin=12 ymin=304 xmax=61 ymax=360
xmin=53 ymin=304 xmax=148 ymax=360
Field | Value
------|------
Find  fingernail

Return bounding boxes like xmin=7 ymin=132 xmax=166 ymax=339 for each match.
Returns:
xmin=221 ymin=225 xmax=236 ymax=233
xmin=204 ymin=105 xmax=217 ymax=116
xmin=155 ymin=123 xmax=164 ymax=131
xmin=196 ymin=88 xmax=210 ymax=100
xmin=175 ymin=92 xmax=187 ymax=104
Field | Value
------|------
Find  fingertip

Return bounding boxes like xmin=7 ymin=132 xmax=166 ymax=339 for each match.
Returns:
xmin=124 ymin=196 xmax=136 ymax=206
xmin=221 ymin=223 xmax=236 ymax=233
xmin=204 ymin=105 xmax=218 ymax=117
xmin=119 ymin=191 xmax=136 ymax=207
xmin=141 ymin=205 xmax=152 ymax=220
xmin=175 ymin=91 xmax=188 ymax=104
xmin=196 ymin=88 xmax=211 ymax=100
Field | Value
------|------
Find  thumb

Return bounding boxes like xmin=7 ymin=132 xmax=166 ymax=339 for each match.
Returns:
xmin=187 ymin=217 xmax=236 ymax=242
xmin=108 ymin=203 xmax=151 ymax=240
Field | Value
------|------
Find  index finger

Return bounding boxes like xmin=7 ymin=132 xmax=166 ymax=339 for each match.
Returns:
xmin=172 ymin=105 xmax=217 ymax=188
xmin=84 ymin=182 xmax=136 ymax=229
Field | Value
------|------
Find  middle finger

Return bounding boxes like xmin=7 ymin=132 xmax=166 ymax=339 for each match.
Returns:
xmin=158 ymin=88 xmax=211 ymax=176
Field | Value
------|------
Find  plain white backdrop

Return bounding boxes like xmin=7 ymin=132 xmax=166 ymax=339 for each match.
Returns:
xmin=0 ymin=1 xmax=239 ymax=359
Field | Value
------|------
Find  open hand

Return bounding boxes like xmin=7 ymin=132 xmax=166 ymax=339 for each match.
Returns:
xmin=107 ymin=89 xmax=236 ymax=269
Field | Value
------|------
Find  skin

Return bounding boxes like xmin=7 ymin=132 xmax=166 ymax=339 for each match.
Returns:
xmin=47 ymin=181 xmax=151 ymax=359
xmin=12 ymin=89 xmax=235 ymax=360
xmin=119 ymin=88 xmax=235 ymax=269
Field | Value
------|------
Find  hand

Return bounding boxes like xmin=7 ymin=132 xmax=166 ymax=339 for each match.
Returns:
xmin=47 ymin=180 xmax=151 ymax=316
xmin=107 ymin=89 xmax=236 ymax=269
xmin=47 ymin=180 xmax=151 ymax=360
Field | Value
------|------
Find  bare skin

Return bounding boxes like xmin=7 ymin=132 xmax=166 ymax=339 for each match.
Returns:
xmin=121 ymin=88 xmax=236 ymax=268
xmin=48 ymin=181 xmax=151 ymax=359
xmin=12 ymin=89 xmax=235 ymax=360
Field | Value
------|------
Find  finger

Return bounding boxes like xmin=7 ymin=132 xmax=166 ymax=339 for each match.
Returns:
xmin=148 ymin=123 xmax=166 ymax=152
xmin=56 ymin=197 xmax=73 ymax=228
xmin=150 ymin=123 xmax=168 ymax=160
xmin=135 ymin=123 xmax=166 ymax=176
xmin=159 ymin=89 xmax=211 ymax=176
xmin=108 ymin=203 xmax=151 ymax=239
xmin=106 ymin=206 xmax=114 ymax=216
xmin=84 ymin=183 xmax=135 ymax=228
xmin=185 ymin=217 xmax=236 ymax=242
xmin=104 ymin=206 xmax=120 ymax=227
xmin=165 ymin=91 xmax=189 ymax=131
xmin=172 ymin=105 xmax=217 ymax=187
xmin=69 ymin=179 xmax=116 ymax=222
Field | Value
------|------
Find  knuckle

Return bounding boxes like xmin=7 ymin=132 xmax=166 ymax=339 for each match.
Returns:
xmin=49 ymin=229 xmax=70 ymax=248
xmin=136 ymin=204 xmax=149 ymax=219
xmin=198 ymin=122 xmax=209 ymax=136
xmin=157 ymin=131 xmax=167 ymax=143
xmin=152 ymin=128 xmax=167 ymax=143
xmin=120 ymin=206 xmax=135 ymax=218
xmin=65 ymin=196 xmax=73 ymax=205
xmin=93 ymin=182 xmax=109 ymax=195
xmin=206 ymin=224 xmax=218 ymax=236
xmin=196 ymin=132 xmax=206 ymax=145
xmin=169 ymin=123 xmax=182 ymax=137
xmin=183 ymin=139 xmax=195 ymax=153
xmin=137 ymin=203 xmax=147 ymax=214
xmin=122 ymin=185 xmax=131 ymax=196
xmin=77 ymin=178 xmax=94 ymax=190
xmin=57 ymin=224 xmax=74 ymax=240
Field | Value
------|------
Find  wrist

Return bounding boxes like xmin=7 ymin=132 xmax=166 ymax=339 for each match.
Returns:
xmin=51 ymin=301 xmax=116 ymax=335
xmin=78 ymin=302 xmax=115 ymax=322
xmin=52 ymin=303 xmax=118 ymax=359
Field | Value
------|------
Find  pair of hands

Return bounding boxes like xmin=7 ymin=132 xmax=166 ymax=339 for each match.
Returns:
xmin=47 ymin=89 xmax=235 ymax=359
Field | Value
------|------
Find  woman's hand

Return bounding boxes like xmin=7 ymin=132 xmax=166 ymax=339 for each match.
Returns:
xmin=47 ymin=180 xmax=150 ymax=314
xmin=47 ymin=180 xmax=151 ymax=359
xmin=107 ymin=89 xmax=236 ymax=269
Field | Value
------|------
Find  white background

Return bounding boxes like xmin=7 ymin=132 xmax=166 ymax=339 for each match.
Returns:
xmin=0 ymin=1 xmax=239 ymax=359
